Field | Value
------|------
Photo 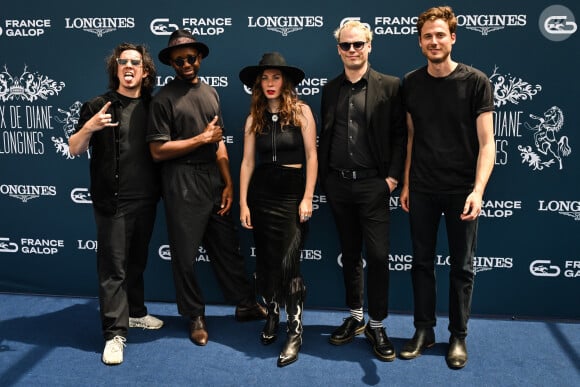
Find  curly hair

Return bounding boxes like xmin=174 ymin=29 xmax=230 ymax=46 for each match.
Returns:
xmin=247 ymin=71 xmax=303 ymax=135
xmin=105 ymin=42 xmax=157 ymax=98
xmin=417 ymin=6 xmax=457 ymax=35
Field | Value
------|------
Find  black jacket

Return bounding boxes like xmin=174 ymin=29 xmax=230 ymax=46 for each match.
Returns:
xmin=76 ymin=91 xmax=158 ymax=214
xmin=318 ymin=68 xmax=407 ymax=191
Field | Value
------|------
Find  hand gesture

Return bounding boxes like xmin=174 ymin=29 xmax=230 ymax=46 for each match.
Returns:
xmin=87 ymin=101 xmax=118 ymax=132
xmin=201 ymin=115 xmax=223 ymax=144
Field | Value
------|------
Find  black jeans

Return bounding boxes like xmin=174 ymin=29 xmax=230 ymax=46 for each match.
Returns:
xmin=408 ymin=191 xmax=477 ymax=339
xmin=94 ymin=199 xmax=157 ymax=340
xmin=161 ymin=162 xmax=254 ymax=318
xmin=325 ymin=172 xmax=391 ymax=321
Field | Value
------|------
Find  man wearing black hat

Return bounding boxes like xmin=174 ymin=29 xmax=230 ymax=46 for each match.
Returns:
xmin=318 ymin=20 xmax=406 ymax=362
xmin=146 ymin=29 xmax=266 ymax=346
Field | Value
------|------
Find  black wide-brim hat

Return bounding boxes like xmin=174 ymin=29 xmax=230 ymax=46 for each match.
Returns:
xmin=158 ymin=29 xmax=209 ymax=65
xmin=239 ymin=52 xmax=305 ymax=89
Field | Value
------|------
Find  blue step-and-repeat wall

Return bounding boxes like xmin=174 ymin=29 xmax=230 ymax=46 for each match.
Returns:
xmin=1 ymin=0 xmax=578 ymax=319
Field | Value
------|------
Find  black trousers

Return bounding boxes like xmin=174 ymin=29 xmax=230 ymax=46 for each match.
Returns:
xmin=408 ymin=191 xmax=477 ymax=339
xmin=325 ymin=172 xmax=391 ymax=320
xmin=161 ymin=162 xmax=254 ymax=318
xmin=248 ymin=163 xmax=306 ymax=305
xmin=94 ymin=199 xmax=157 ymax=341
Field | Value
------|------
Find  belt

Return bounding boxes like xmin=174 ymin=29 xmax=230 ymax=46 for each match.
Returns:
xmin=168 ymin=160 xmax=215 ymax=172
xmin=335 ymin=168 xmax=378 ymax=180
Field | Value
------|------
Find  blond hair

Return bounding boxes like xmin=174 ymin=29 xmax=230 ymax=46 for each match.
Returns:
xmin=333 ymin=20 xmax=373 ymax=42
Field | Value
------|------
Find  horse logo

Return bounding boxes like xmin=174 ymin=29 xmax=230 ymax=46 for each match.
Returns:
xmin=520 ymin=106 xmax=571 ymax=170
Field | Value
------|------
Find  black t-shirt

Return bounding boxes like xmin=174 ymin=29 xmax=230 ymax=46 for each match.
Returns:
xmin=117 ymin=94 xmax=158 ymax=200
xmin=403 ymin=63 xmax=494 ymax=193
xmin=147 ymin=78 xmax=223 ymax=164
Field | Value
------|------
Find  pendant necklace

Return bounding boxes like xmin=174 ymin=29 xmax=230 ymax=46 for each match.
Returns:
xmin=270 ymin=112 xmax=278 ymax=162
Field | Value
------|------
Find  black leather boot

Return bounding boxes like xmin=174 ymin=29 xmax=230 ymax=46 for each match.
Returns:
xmin=260 ymin=301 xmax=280 ymax=345
xmin=446 ymin=336 xmax=468 ymax=369
xmin=277 ymin=277 xmax=306 ymax=367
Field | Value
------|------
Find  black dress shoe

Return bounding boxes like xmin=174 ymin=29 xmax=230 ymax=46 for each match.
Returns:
xmin=399 ymin=327 xmax=435 ymax=359
xmin=190 ymin=316 xmax=208 ymax=346
xmin=446 ymin=336 xmax=468 ymax=369
xmin=364 ymin=325 xmax=396 ymax=362
xmin=235 ymin=303 xmax=267 ymax=322
xmin=329 ymin=317 xmax=366 ymax=345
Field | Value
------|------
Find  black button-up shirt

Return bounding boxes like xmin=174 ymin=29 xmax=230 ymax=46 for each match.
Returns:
xmin=329 ymin=69 xmax=374 ymax=170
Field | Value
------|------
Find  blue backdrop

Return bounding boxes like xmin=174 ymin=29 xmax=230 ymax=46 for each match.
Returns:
xmin=1 ymin=0 xmax=578 ymax=320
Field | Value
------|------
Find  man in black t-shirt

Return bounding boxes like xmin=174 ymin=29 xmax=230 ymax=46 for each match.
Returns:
xmin=147 ymin=30 xmax=266 ymax=347
xmin=69 ymin=43 xmax=163 ymax=366
xmin=400 ymin=6 xmax=495 ymax=369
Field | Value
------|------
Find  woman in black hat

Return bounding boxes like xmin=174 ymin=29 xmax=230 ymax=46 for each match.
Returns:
xmin=239 ymin=52 xmax=318 ymax=367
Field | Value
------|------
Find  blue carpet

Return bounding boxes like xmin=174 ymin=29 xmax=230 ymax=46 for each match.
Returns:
xmin=0 ymin=293 xmax=578 ymax=386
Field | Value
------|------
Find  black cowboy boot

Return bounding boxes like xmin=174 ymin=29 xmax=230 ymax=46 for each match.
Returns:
xmin=277 ymin=277 xmax=306 ymax=367
xmin=260 ymin=300 xmax=280 ymax=345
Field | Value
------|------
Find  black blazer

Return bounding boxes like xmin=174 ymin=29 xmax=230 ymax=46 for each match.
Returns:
xmin=318 ymin=68 xmax=407 ymax=192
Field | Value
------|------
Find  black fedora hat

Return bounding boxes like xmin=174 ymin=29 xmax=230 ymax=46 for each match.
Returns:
xmin=239 ymin=52 xmax=305 ymax=88
xmin=158 ymin=29 xmax=209 ymax=65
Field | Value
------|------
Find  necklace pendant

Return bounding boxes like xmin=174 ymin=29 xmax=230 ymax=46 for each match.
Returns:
xmin=271 ymin=114 xmax=279 ymax=123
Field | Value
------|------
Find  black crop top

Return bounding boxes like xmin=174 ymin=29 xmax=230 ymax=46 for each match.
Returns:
xmin=255 ymin=111 xmax=304 ymax=165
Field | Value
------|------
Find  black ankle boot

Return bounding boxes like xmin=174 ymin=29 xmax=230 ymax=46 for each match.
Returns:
xmin=446 ymin=336 xmax=468 ymax=369
xmin=260 ymin=302 xmax=279 ymax=345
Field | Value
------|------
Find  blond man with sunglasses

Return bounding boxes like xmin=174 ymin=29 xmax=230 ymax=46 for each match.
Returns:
xmin=318 ymin=20 xmax=407 ymax=362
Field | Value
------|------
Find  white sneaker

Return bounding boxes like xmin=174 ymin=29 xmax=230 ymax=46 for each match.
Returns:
xmin=129 ymin=314 xmax=164 ymax=330
xmin=102 ymin=336 xmax=126 ymax=365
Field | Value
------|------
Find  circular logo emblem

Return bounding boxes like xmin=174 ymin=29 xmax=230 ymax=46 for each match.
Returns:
xmin=539 ymin=5 xmax=577 ymax=41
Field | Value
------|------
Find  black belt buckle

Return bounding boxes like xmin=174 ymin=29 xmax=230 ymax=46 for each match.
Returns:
xmin=338 ymin=168 xmax=377 ymax=180
xmin=340 ymin=169 xmax=357 ymax=180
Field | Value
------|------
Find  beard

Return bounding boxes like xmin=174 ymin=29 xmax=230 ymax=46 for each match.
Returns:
xmin=428 ymin=54 xmax=448 ymax=64
xmin=423 ymin=47 xmax=450 ymax=64
xmin=176 ymin=67 xmax=198 ymax=82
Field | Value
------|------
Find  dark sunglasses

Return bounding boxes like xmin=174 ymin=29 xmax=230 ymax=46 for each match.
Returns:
xmin=116 ymin=58 xmax=142 ymax=66
xmin=338 ymin=41 xmax=366 ymax=51
xmin=172 ymin=55 xmax=198 ymax=67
